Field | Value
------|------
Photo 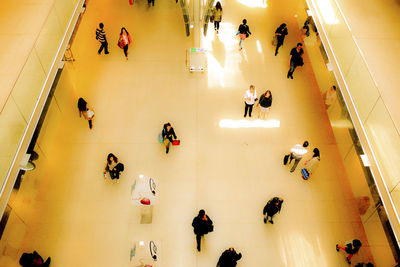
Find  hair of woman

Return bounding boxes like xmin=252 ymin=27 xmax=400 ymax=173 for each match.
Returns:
xmin=215 ymin=1 xmax=222 ymax=10
xmin=312 ymin=148 xmax=320 ymax=158
xmin=120 ymin=27 xmax=129 ymax=35
xmin=107 ymin=153 xmax=118 ymax=165
xmin=78 ymin=97 xmax=87 ymax=111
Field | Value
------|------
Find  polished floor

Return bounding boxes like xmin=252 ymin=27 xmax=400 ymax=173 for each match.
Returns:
xmin=0 ymin=0 xmax=376 ymax=266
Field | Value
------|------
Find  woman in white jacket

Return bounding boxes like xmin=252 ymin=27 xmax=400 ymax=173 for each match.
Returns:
xmin=304 ymin=148 xmax=320 ymax=175
xmin=243 ymin=85 xmax=257 ymax=118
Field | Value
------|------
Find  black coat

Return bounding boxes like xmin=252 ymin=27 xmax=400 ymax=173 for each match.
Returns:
xmin=19 ymin=251 xmax=45 ymax=267
xmin=217 ymin=249 xmax=242 ymax=267
xmin=258 ymin=94 xmax=272 ymax=108
xmin=263 ymin=197 xmax=283 ymax=216
xmin=162 ymin=126 xmax=177 ymax=142
xmin=192 ymin=215 xmax=213 ymax=236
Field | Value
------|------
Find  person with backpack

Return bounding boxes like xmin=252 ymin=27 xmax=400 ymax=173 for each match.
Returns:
xmin=336 ymin=239 xmax=362 ymax=264
xmin=162 ymin=122 xmax=177 ymax=154
xmin=103 ymin=153 xmax=124 ymax=183
xmin=77 ymin=98 xmax=95 ymax=129
xmin=217 ymin=247 xmax=242 ymax=267
xmin=237 ymin=19 xmax=251 ymax=50
xmin=302 ymin=148 xmax=320 ymax=179
xmin=19 ymin=251 xmax=50 ymax=267
xmin=257 ymin=90 xmax=272 ymax=119
xmin=96 ymin=22 xmax=109 ymax=55
xmin=191 ymin=209 xmax=213 ymax=252
xmin=263 ymin=197 xmax=284 ymax=224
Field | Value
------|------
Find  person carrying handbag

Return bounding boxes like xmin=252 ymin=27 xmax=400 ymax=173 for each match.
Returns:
xmin=118 ymin=27 xmax=132 ymax=60
xmin=212 ymin=2 xmax=223 ymax=34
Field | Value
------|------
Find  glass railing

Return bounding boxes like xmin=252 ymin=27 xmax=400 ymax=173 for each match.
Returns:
xmin=306 ymin=0 xmax=400 ymax=237
xmin=0 ymin=0 xmax=81 ymax=198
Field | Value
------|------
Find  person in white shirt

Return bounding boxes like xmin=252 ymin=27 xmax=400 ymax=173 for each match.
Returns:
xmin=244 ymin=85 xmax=257 ymax=118
xmin=289 ymin=141 xmax=309 ymax=172
xmin=324 ymin=85 xmax=337 ymax=109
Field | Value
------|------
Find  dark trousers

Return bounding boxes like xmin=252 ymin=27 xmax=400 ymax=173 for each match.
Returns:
xmin=196 ymin=234 xmax=202 ymax=250
xmin=88 ymin=119 xmax=92 ymax=129
xmin=98 ymin=41 xmax=109 ymax=54
xmin=148 ymin=0 xmax=154 ymax=5
xmin=287 ymin=61 xmax=297 ymax=78
xmin=214 ymin=21 xmax=220 ymax=30
xmin=275 ymin=40 xmax=283 ymax=55
xmin=123 ymin=45 xmax=128 ymax=57
xmin=244 ymin=103 xmax=254 ymax=117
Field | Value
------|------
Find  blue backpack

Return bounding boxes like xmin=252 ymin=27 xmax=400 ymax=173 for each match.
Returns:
xmin=301 ymin=168 xmax=310 ymax=180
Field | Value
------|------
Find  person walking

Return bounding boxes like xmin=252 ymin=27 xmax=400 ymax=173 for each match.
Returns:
xmin=303 ymin=148 xmax=320 ymax=177
xmin=263 ymin=197 xmax=283 ymax=224
xmin=118 ymin=27 xmax=132 ymax=60
xmin=288 ymin=141 xmax=309 ymax=172
xmin=96 ymin=23 xmax=109 ymax=55
xmin=244 ymin=85 xmax=257 ymax=118
xmin=103 ymin=153 xmax=124 ymax=183
xmin=287 ymin=43 xmax=304 ymax=79
xmin=324 ymin=85 xmax=337 ymax=109
xmin=237 ymin=19 xmax=251 ymax=50
xmin=217 ymin=247 xmax=242 ymax=267
xmin=336 ymin=239 xmax=362 ymax=264
xmin=212 ymin=2 xmax=223 ymax=34
xmin=77 ymin=98 xmax=95 ymax=129
xmin=19 ymin=251 xmax=51 ymax=267
xmin=274 ymin=23 xmax=288 ymax=56
xmin=162 ymin=122 xmax=177 ymax=154
xmin=192 ymin=209 xmax=213 ymax=252
xmin=257 ymin=90 xmax=272 ymax=119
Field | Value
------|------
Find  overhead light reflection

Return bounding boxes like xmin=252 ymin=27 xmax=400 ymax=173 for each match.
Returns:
xmin=256 ymin=40 xmax=263 ymax=54
xmin=219 ymin=119 xmax=280 ymax=128
xmin=237 ymin=0 xmax=267 ymax=8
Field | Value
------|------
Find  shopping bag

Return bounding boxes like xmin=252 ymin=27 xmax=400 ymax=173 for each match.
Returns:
xmin=172 ymin=140 xmax=180 ymax=146
xmin=272 ymin=35 xmax=277 ymax=46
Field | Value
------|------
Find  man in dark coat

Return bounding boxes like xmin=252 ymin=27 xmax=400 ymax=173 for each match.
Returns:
xmin=192 ymin=209 xmax=213 ymax=251
xmin=263 ymin=197 xmax=284 ymax=224
xmin=217 ymin=247 xmax=242 ymax=267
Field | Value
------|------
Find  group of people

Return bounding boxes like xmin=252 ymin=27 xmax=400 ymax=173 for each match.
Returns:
xmin=243 ymin=85 xmax=272 ymax=119
xmin=80 ymin=6 xmax=368 ymax=267
xmin=96 ymin=23 xmax=132 ymax=60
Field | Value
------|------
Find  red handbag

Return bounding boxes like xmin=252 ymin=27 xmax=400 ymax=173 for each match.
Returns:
xmin=172 ymin=140 xmax=180 ymax=146
xmin=140 ymin=198 xmax=151 ymax=205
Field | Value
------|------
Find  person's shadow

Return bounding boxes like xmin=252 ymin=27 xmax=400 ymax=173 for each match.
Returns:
xmin=211 ymin=34 xmax=226 ymax=68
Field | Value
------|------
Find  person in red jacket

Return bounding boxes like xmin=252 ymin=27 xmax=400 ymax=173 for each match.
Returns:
xmin=118 ymin=27 xmax=132 ymax=60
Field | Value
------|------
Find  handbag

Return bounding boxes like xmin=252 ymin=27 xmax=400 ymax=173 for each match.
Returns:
xmin=283 ymin=154 xmax=290 ymax=165
xmin=172 ymin=140 xmax=180 ymax=146
xmin=117 ymin=37 xmax=124 ymax=49
xmin=140 ymin=198 xmax=151 ymax=205
xmin=272 ymin=35 xmax=278 ymax=46
xmin=210 ymin=15 xmax=214 ymax=23
xmin=158 ymin=132 xmax=163 ymax=143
